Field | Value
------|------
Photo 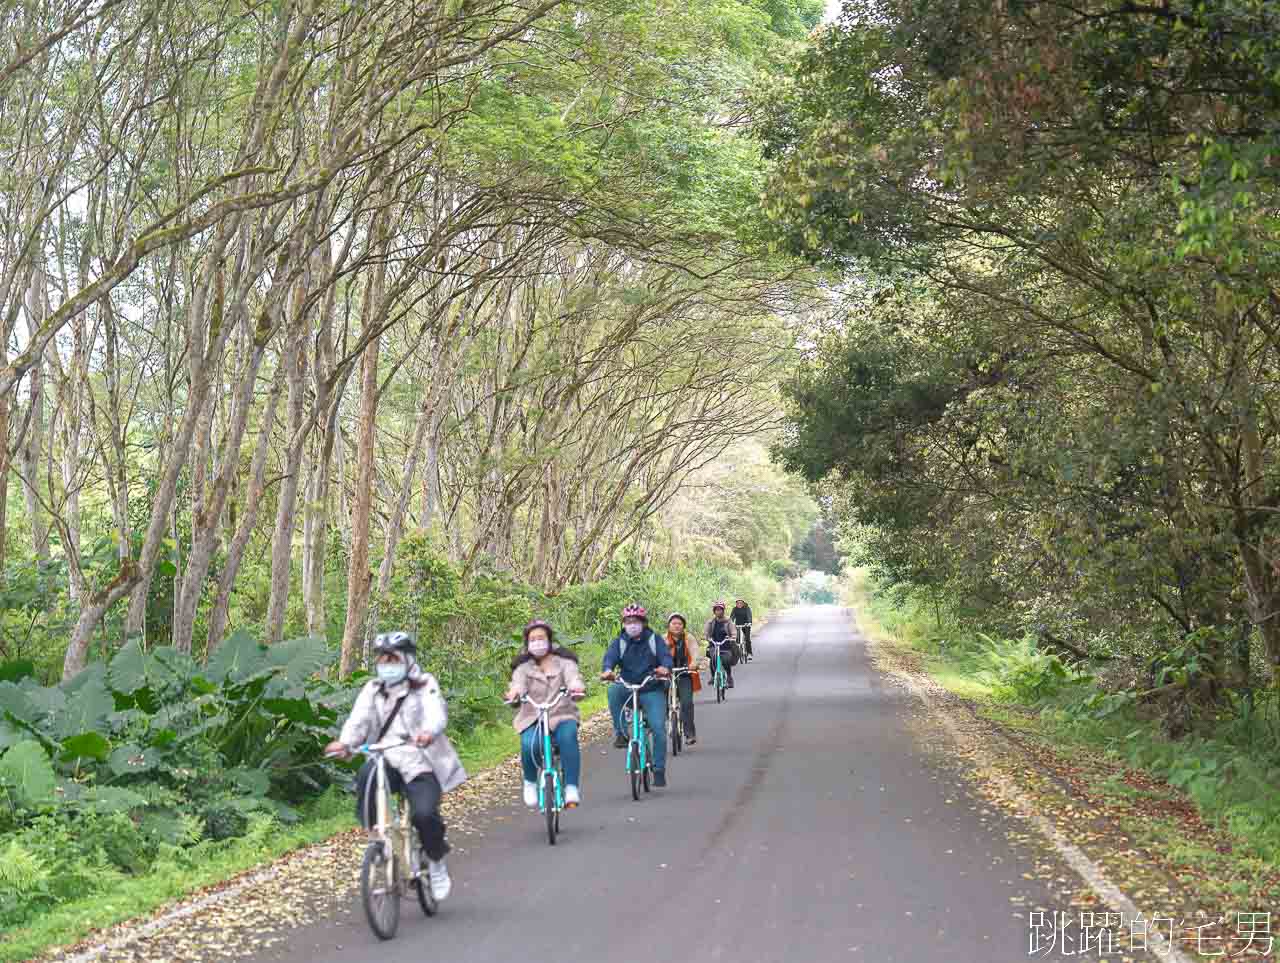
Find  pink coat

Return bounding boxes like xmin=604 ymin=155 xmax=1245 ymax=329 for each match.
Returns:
xmin=508 ymin=654 xmax=585 ymax=734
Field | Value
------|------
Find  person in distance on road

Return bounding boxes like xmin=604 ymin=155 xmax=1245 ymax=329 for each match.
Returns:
xmin=324 ymin=631 xmax=465 ymax=903
xmin=505 ymin=620 xmax=587 ymax=808
xmin=664 ymin=613 xmax=701 ymax=745
xmin=730 ymin=598 xmax=754 ymax=662
xmin=600 ymin=603 xmax=673 ymax=787
xmin=704 ymin=601 xmax=739 ymax=688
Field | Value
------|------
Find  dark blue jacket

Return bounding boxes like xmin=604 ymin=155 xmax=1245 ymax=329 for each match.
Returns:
xmin=602 ymin=626 xmax=672 ymax=690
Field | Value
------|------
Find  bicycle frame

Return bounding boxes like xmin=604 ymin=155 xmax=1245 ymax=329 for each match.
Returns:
xmin=667 ymin=666 xmax=693 ymax=751
xmin=707 ymin=638 xmax=732 ymax=696
xmin=355 ymin=743 xmax=419 ymax=889
xmin=517 ymin=689 xmax=568 ymax=814
xmin=614 ymin=674 xmax=656 ymax=798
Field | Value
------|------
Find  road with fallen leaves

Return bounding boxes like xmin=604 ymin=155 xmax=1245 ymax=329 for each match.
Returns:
xmin=254 ymin=605 xmax=1098 ymax=962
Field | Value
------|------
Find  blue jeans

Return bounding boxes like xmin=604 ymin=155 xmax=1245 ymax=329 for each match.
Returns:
xmin=608 ymin=683 xmax=667 ymax=772
xmin=520 ymin=719 xmax=581 ymax=788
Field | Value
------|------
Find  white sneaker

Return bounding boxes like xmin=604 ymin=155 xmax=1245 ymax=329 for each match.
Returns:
xmin=428 ymin=859 xmax=452 ymax=901
xmin=522 ymin=780 xmax=538 ymax=808
xmin=564 ymin=785 xmax=580 ymax=807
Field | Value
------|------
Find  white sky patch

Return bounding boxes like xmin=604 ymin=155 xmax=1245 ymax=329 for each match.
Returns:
xmin=823 ymin=0 xmax=841 ymax=23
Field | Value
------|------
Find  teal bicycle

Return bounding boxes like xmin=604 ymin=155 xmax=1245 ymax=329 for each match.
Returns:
xmin=707 ymin=638 xmax=732 ymax=703
xmin=614 ymin=674 xmax=657 ymax=800
xmin=507 ymin=687 xmax=573 ymax=845
xmin=667 ymin=666 xmax=694 ymax=756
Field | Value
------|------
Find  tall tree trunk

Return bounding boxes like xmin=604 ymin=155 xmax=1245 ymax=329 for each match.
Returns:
xmin=340 ymin=270 xmax=385 ymax=676
xmin=207 ymin=364 xmax=286 ymax=652
xmin=263 ymin=298 xmax=311 ymax=643
xmin=172 ymin=334 xmax=270 ymax=652
xmin=63 ymin=246 xmax=232 ymax=680
xmin=21 ymin=270 xmax=49 ymax=561
xmin=375 ymin=395 xmax=433 ymax=599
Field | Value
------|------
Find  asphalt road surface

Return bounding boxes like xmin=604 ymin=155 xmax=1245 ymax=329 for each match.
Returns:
xmin=260 ymin=605 xmax=1093 ymax=963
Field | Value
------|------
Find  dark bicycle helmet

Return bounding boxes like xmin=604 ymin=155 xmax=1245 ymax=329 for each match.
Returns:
xmin=372 ymin=630 xmax=417 ymax=657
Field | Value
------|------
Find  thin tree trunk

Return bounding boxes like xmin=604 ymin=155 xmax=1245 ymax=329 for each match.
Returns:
xmin=207 ymin=363 xmax=287 ymax=651
xmin=21 ymin=270 xmax=49 ymax=561
xmin=340 ymin=261 xmax=385 ymax=676
xmin=263 ymin=298 xmax=311 ymax=643
xmin=375 ymin=395 xmax=434 ymax=599
xmin=172 ymin=334 xmax=270 ymax=652
xmin=63 ymin=246 xmax=231 ymax=680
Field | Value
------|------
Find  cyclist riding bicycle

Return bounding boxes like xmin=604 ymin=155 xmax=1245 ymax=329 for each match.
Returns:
xmin=731 ymin=598 xmax=754 ymax=662
xmin=664 ymin=613 xmax=701 ymax=745
xmin=504 ymin=620 xmax=587 ymax=809
xmin=704 ymin=601 xmax=739 ymax=688
xmin=324 ymin=631 xmax=466 ymax=903
xmin=600 ymin=604 xmax=672 ymax=787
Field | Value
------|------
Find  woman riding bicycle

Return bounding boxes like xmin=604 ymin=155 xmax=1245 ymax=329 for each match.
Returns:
xmin=664 ymin=613 xmax=701 ymax=745
xmin=324 ymin=631 xmax=465 ymax=903
xmin=601 ymin=604 xmax=672 ymax=786
xmin=504 ymin=620 xmax=587 ymax=809
xmin=704 ymin=601 xmax=739 ymax=688
xmin=731 ymin=598 xmax=753 ymax=662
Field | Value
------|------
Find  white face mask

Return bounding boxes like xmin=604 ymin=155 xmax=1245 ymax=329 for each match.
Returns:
xmin=624 ymin=622 xmax=643 ymax=638
xmin=376 ymin=662 xmax=407 ymax=685
xmin=528 ymin=639 xmax=551 ymax=659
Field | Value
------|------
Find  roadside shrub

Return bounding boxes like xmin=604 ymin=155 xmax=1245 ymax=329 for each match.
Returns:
xmin=978 ymin=633 xmax=1087 ymax=703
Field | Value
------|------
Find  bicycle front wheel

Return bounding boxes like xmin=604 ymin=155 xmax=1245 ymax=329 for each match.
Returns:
xmin=544 ymin=770 xmax=558 ymax=846
xmin=628 ymin=743 xmax=640 ymax=801
xmin=361 ymin=842 xmax=401 ymax=940
xmin=642 ymin=732 xmax=653 ymax=793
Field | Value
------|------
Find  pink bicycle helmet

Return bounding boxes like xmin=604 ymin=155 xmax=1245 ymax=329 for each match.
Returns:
xmin=712 ymin=600 xmax=726 ymax=611
xmin=621 ymin=603 xmax=647 ymax=621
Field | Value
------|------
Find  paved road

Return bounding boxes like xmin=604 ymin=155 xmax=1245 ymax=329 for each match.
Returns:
xmin=261 ymin=605 xmax=1092 ymax=962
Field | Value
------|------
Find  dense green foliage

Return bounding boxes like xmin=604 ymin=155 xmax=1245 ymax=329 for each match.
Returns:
xmin=764 ymin=0 xmax=1280 ymax=722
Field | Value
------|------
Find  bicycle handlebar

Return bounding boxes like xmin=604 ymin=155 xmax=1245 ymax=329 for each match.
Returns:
xmin=508 ymin=687 xmax=574 ymax=711
xmin=611 ymin=674 xmax=657 ymax=691
xmin=324 ymin=739 xmax=410 ymax=759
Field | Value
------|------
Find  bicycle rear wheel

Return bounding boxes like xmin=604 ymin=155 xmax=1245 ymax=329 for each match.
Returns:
xmin=628 ymin=743 xmax=640 ymax=800
xmin=361 ymin=842 xmax=401 ymax=940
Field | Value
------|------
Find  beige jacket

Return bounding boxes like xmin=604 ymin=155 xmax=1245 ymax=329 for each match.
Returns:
xmin=338 ymin=668 xmax=467 ymax=791
xmin=508 ymin=654 xmax=585 ymax=734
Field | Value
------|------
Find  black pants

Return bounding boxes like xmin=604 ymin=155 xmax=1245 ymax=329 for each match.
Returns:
xmin=674 ymin=675 xmax=696 ymax=738
xmin=738 ymin=626 xmax=752 ymax=658
xmin=355 ymin=761 xmax=449 ymax=861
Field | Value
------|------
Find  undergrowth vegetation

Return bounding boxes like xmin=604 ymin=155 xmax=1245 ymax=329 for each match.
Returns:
xmin=846 ymin=570 xmax=1280 ymax=864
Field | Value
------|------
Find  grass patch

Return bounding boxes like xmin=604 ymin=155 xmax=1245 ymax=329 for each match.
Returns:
xmin=0 ymin=792 xmax=354 ymax=963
